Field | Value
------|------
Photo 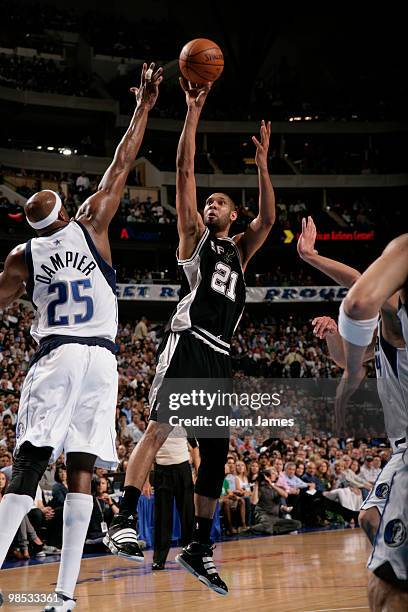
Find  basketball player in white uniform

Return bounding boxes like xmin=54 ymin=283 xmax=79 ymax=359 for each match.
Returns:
xmin=0 ymin=64 xmax=162 ymax=612
xmin=298 ymin=220 xmax=408 ymax=610
xmin=338 ymin=233 xmax=408 ymax=611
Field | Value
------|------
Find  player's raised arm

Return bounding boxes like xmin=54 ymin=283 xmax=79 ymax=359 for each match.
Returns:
xmin=300 ymin=216 xmax=403 ymax=344
xmin=76 ymin=63 xmax=163 ymax=234
xmin=339 ymin=233 xmax=408 ymax=375
xmin=234 ymin=121 xmax=275 ymax=269
xmin=297 ymin=216 xmax=361 ymax=288
xmin=176 ymin=78 xmax=208 ymax=260
xmin=0 ymin=245 xmax=28 ymax=309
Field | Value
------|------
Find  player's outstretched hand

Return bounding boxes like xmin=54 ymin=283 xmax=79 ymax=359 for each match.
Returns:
xmin=252 ymin=120 xmax=271 ymax=171
xmin=179 ymin=77 xmax=212 ymax=111
xmin=297 ymin=216 xmax=318 ymax=260
xmin=131 ymin=62 xmax=163 ymax=111
xmin=312 ymin=316 xmax=338 ymax=339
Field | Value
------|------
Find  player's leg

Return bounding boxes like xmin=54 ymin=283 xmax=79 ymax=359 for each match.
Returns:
xmin=359 ymin=451 xmax=403 ymax=544
xmin=359 ymin=507 xmax=381 ymax=544
xmin=0 ymin=442 xmax=52 ymax=567
xmin=368 ymin=572 xmax=408 ymax=611
xmin=105 ymin=333 xmax=179 ymax=559
xmin=43 ymin=452 xmax=96 ymax=612
xmin=176 ymin=436 xmax=229 ymax=596
xmin=104 ymin=419 xmax=172 ymax=559
xmin=366 ymin=463 xmax=408 ymax=611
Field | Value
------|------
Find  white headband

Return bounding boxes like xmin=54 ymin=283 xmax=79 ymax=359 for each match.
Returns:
xmin=26 ymin=190 xmax=62 ymax=230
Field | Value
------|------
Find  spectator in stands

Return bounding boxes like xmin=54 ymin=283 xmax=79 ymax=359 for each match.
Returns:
xmin=125 ymin=413 xmax=145 ymax=444
xmin=51 ymin=465 xmax=68 ymax=507
xmin=248 ymin=468 xmax=301 ymax=535
xmin=221 ymin=458 xmax=247 ymax=535
xmin=359 ymin=455 xmax=380 ymax=485
xmin=75 ymin=172 xmax=90 ymax=192
xmin=85 ymin=477 xmax=119 ymax=551
xmin=0 ymin=470 xmax=8 ymax=501
xmin=134 ymin=316 xmax=148 ymax=341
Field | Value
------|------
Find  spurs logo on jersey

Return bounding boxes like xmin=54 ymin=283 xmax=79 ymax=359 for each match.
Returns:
xmin=374 ymin=320 xmax=408 ymax=451
xmin=25 ymin=221 xmax=118 ymax=343
xmin=170 ymin=228 xmax=246 ymax=347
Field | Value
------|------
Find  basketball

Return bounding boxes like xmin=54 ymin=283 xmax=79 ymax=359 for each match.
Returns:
xmin=179 ymin=38 xmax=224 ymax=84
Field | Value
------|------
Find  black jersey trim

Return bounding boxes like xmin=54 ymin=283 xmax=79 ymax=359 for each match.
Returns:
xmin=29 ymin=334 xmax=117 ymax=369
xmin=75 ymin=221 xmax=116 ymax=295
xmin=177 ymin=228 xmax=209 ymax=265
xmin=24 ymin=240 xmax=37 ymax=309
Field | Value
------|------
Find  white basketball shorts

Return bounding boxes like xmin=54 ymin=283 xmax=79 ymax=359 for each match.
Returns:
xmin=367 ymin=460 xmax=408 ymax=582
xmin=361 ymin=450 xmax=405 ymax=514
xmin=15 ymin=343 xmax=118 ymax=469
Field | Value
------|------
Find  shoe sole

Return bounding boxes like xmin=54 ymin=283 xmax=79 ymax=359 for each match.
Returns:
xmin=103 ymin=534 xmax=144 ymax=563
xmin=175 ymin=554 xmax=228 ymax=596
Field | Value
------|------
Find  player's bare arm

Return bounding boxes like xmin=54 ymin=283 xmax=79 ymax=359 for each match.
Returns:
xmin=344 ymin=233 xmax=408 ymax=319
xmin=76 ymin=63 xmax=163 ymax=262
xmin=312 ymin=316 xmax=375 ymax=368
xmin=234 ymin=120 xmax=275 ymax=269
xmin=340 ymin=233 xmax=408 ymax=376
xmin=298 ymin=216 xmax=361 ymax=287
xmin=300 ymin=217 xmax=404 ymax=346
xmin=176 ymin=78 xmax=209 ymax=260
xmin=0 ymin=244 xmax=28 ymax=309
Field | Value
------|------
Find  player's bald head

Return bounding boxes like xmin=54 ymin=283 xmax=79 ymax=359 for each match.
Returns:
xmin=25 ymin=190 xmax=68 ymax=230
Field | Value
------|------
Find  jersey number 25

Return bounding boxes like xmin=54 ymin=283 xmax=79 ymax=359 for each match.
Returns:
xmin=47 ymin=279 xmax=94 ymax=326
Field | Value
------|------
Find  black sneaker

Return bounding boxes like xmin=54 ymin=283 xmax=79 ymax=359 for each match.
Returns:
xmin=103 ymin=514 xmax=144 ymax=562
xmin=175 ymin=542 xmax=228 ymax=596
xmin=152 ymin=562 xmax=165 ymax=570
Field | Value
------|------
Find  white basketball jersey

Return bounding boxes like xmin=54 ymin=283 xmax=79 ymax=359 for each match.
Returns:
xmin=398 ymin=300 xmax=408 ymax=347
xmin=374 ymin=321 xmax=408 ymax=451
xmin=25 ymin=221 xmax=117 ymax=343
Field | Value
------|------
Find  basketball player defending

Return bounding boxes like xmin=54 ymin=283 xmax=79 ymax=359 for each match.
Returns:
xmin=298 ymin=221 xmax=408 ymax=611
xmin=104 ymin=79 xmax=275 ymax=595
xmin=0 ymin=64 xmax=162 ymax=612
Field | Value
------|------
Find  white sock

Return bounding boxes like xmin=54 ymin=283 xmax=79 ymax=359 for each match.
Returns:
xmin=56 ymin=492 xmax=93 ymax=599
xmin=0 ymin=493 xmax=33 ymax=568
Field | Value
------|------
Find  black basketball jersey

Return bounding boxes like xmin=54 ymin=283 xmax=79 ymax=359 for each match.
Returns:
xmin=170 ymin=228 xmax=246 ymax=347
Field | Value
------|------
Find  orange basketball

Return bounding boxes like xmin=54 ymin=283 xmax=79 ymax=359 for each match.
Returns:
xmin=179 ymin=38 xmax=224 ymax=84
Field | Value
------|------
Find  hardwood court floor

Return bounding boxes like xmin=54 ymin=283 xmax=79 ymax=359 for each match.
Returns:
xmin=1 ymin=530 xmax=371 ymax=612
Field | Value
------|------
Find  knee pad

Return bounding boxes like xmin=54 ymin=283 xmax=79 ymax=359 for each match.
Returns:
xmin=6 ymin=442 xmax=53 ymax=499
xmin=194 ymin=437 xmax=229 ymax=499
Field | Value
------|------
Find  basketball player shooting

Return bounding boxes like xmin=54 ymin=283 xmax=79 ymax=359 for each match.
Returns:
xmin=298 ymin=221 xmax=408 ymax=611
xmin=0 ymin=63 xmax=162 ymax=612
xmin=104 ymin=78 xmax=276 ymax=595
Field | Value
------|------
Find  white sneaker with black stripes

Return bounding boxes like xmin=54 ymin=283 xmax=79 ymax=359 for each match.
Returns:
xmin=43 ymin=592 xmax=76 ymax=611
xmin=103 ymin=514 xmax=144 ymax=562
xmin=175 ymin=542 xmax=228 ymax=595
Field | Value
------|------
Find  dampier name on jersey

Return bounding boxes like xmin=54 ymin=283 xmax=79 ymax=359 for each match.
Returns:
xmin=35 ymin=250 xmax=97 ymax=285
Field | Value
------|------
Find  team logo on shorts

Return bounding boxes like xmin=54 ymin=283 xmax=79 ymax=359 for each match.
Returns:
xmin=16 ymin=422 xmax=25 ymax=439
xmin=384 ymin=519 xmax=406 ymax=548
xmin=375 ymin=483 xmax=390 ymax=499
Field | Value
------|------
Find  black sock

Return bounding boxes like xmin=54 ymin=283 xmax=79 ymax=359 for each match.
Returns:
xmin=118 ymin=485 xmax=141 ymax=519
xmin=193 ymin=516 xmax=213 ymax=545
